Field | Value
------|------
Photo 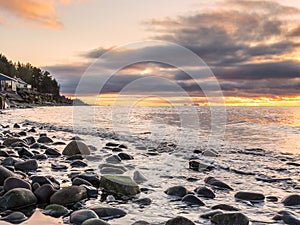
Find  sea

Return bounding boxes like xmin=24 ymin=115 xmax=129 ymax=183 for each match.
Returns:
xmin=0 ymin=106 xmax=299 ymax=224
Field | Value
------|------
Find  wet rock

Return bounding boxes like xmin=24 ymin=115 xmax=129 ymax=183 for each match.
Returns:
xmin=72 ymin=177 xmax=93 ymax=186
xmin=189 ymin=160 xmax=214 ymax=171
xmin=132 ymin=222 xmax=151 ymax=225
xmin=282 ymin=194 xmax=300 ymax=207
xmin=16 ymin=147 xmax=34 ymax=158
xmin=50 ymin=186 xmax=87 ymax=206
xmin=43 ymin=204 xmax=69 ymax=217
xmin=205 ymin=177 xmax=233 ymax=190
xmin=194 ymin=186 xmax=215 ymax=199
xmin=91 ymin=207 xmax=127 ymax=219
xmin=118 ymin=152 xmax=134 ymax=160
xmin=200 ymin=210 xmax=223 ymax=219
xmin=235 ymin=192 xmax=265 ymax=202
xmin=15 ymin=159 xmax=38 ymax=172
xmin=133 ymin=197 xmax=152 ymax=206
xmin=105 ymin=155 xmax=122 ymax=163
xmin=34 ymin=184 xmax=55 ymax=203
xmin=211 ymin=212 xmax=249 ymax=225
xmin=133 ymin=170 xmax=147 ymax=184
xmin=62 ymin=140 xmax=90 ymax=156
xmin=212 ymin=204 xmax=239 ymax=211
xmin=0 ymin=166 xmax=15 ymax=185
xmin=45 ymin=148 xmax=61 ymax=156
xmin=37 ymin=136 xmax=53 ymax=143
xmin=166 ymin=216 xmax=195 ymax=225
xmin=82 ymin=218 xmax=110 ymax=225
xmin=165 ymin=186 xmax=188 ymax=198
xmin=0 ymin=211 xmax=28 ymax=223
xmin=71 ymin=160 xmax=88 ymax=168
xmin=100 ymin=175 xmax=140 ymax=196
xmin=70 ymin=209 xmax=99 ymax=225
xmin=4 ymin=177 xmax=31 ymax=192
xmin=182 ymin=194 xmax=205 ymax=206
xmin=3 ymin=138 xmax=25 ymax=147
xmin=100 ymin=167 xmax=125 ymax=174
xmin=0 ymin=188 xmax=37 ymax=210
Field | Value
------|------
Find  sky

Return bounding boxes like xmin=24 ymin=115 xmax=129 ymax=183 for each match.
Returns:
xmin=0 ymin=0 xmax=300 ymax=106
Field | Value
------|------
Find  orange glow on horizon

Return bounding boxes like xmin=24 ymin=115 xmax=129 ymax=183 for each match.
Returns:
xmin=69 ymin=94 xmax=300 ymax=106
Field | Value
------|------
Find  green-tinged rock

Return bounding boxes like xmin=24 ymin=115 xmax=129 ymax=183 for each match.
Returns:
xmin=62 ymin=140 xmax=90 ymax=156
xmin=0 ymin=166 xmax=15 ymax=186
xmin=100 ymin=175 xmax=140 ymax=196
xmin=43 ymin=204 xmax=69 ymax=218
xmin=3 ymin=138 xmax=25 ymax=147
xmin=211 ymin=212 xmax=249 ymax=225
xmin=166 ymin=216 xmax=195 ymax=225
xmin=0 ymin=188 xmax=37 ymax=211
xmin=82 ymin=218 xmax=110 ymax=225
xmin=50 ymin=186 xmax=87 ymax=206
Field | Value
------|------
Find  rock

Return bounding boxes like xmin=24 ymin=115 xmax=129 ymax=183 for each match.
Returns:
xmin=0 ymin=211 xmax=28 ymax=223
xmin=0 ymin=166 xmax=15 ymax=185
xmin=118 ymin=152 xmax=134 ymax=160
xmin=100 ymin=175 xmax=140 ymax=196
xmin=50 ymin=186 xmax=87 ymax=206
xmin=34 ymin=184 xmax=55 ymax=203
xmin=166 ymin=216 xmax=195 ymax=225
xmin=235 ymin=192 xmax=265 ymax=202
xmin=37 ymin=136 xmax=53 ymax=143
xmin=200 ymin=210 xmax=223 ymax=219
xmin=100 ymin=167 xmax=125 ymax=174
xmin=91 ymin=207 xmax=126 ymax=219
xmin=205 ymin=177 xmax=233 ymax=190
xmin=133 ymin=198 xmax=152 ymax=206
xmin=70 ymin=209 xmax=99 ymax=225
xmin=211 ymin=212 xmax=249 ymax=225
xmin=189 ymin=160 xmax=214 ymax=171
xmin=15 ymin=160 xmax=38 ymax=172
xmin=182 ymin=194 xmax=205 ymax=206
xmin=133 ymin=170 xmax=147 ymax=184
xmin=3 ymin=138 xmax=25 ymax=147
xmin=0 ymin=188 xmax=37 ymax=210
xmin=4 ymin=177 xmax=31 ymax=192
xmin=82 ymin=218 xmax=110 ymax=225
xmin=282 ymin=194 xmax=300 ymax=207
xmin=212 ymin=204 xmax=239 ymax=211
xmin=72 ymin=177 xmax=93 ymax=186
xmin=71 ymin=160 xmax=88 ymax=167
xmin=45 ymin=148 xmax=61 ymax=156
xmin=62 ymin=140 xmax=90 ymax=156
xmin=165 ymin=186 xmax=188 ymax=198
xmin=105 ymin=155 xmax=122 ymax=163
xmin=132 ymin=221 xmax=151 ymax=225
xmin=75 ymin=174 xmax=100 ymax=188
xmin=43 ymin=204 xmax=69 ymax=218
xmin=194 ymin=186 xmax=215 ymax=199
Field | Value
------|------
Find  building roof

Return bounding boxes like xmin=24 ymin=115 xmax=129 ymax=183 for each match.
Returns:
xmin=0 ymin=73 xmax=16 ymax=81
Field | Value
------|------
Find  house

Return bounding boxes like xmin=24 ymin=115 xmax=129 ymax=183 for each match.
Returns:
xmin=0 ymin=73 xmax=17 ymax=92
xmin=15 ymin=78 xmax=32 ymax=90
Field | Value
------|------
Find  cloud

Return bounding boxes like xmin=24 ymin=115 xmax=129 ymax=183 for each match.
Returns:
xmin=0 ymin=0 xmax=88 ymax=28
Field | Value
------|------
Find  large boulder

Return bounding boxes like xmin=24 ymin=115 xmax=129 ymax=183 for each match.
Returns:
xmin=211 ymin=212 xmax=249 ymax=225
xmin=0 ymin=188 xmax=37 ymax=211
xmin=100 ymin=175 xmax=140 ymax=196
xmin=50 ymin=186 xmax=87 ymax=206
xmin=0 ymin=166 xmax=15 ymax=186
xmin=62 ymin=141 xmax=90 ymax=156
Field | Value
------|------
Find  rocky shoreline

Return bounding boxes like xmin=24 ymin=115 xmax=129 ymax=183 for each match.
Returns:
xmin=0 ymin=121 xmax=299 ymax=225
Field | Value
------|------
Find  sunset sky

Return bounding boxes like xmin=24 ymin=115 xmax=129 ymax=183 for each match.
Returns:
xmin=1 ymin=0 xmax=300 ymax=106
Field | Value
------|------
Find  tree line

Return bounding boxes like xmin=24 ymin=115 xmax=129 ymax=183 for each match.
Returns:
xmin=0 ymin=53 xmax=60 ymax=96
